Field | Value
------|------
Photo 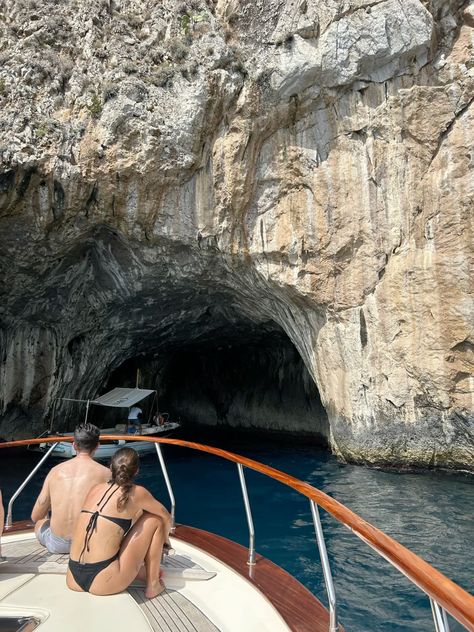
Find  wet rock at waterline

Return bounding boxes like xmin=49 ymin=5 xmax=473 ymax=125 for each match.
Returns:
xmin=0 ymin=0 xmax=473 ymax=470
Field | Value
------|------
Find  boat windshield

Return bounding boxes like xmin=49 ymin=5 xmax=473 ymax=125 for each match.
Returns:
xmin=0 ymin=617 xmax=41 ymax=632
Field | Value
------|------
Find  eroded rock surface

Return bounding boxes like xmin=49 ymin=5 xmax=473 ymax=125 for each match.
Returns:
xmin=0 ymin=0 xmax=473 ymax=469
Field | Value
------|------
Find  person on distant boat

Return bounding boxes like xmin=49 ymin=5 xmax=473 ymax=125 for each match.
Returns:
xmin=31 ymin=423 xmax=110 ymax=554
xmin=67 ymin=447 xmax=171 ymax=599
xmin=127 ymin=405 xmax=143 ymax=434
xmin=153 ymin=412 xmax=165 ymax=427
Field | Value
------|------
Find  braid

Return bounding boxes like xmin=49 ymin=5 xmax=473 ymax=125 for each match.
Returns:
xmin=116 ymin=464 xmax=133 ymax=509
xmin=110 ymin=448 xmax=139 ymax=509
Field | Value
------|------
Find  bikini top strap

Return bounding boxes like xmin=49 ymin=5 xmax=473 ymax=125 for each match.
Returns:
xmin=79 ymin=511 xmax=100 ymax=563
xmin=78 ymin=484 xmax=119 ymax=563
xmin=97 ymin=482 xmax=120 ymax=511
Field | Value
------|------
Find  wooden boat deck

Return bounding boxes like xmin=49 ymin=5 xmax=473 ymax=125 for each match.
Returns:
xmin=129 ymin=588 xmax=219 ymax=632
xmin=2 ymin=521 xmax=334 ymax=631
xmin=0 ymin=537 xmax=207 ymax=577
xmin=0 ymin=537 xmax=219 ymax=632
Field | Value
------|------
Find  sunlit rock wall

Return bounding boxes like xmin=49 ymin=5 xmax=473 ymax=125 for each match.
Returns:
xmin=0 ymin=0 xmax=472 ymax=468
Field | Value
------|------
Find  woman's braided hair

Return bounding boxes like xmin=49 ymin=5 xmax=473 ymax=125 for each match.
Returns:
xmin=110 ymin=447 xmax=139 ymax=509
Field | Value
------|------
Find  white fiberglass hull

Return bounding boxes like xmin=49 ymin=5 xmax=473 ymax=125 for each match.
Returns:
xmin=0 ymin=529 xmax=291 ymax=632
xmin=36 ymin=423 xmax=180 ymax=459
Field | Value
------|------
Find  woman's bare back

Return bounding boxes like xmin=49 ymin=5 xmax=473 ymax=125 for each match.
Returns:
xmin=69 ymin=482 xmax=141 ymax=563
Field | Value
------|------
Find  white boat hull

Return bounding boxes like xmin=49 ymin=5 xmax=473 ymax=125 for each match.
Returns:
xmin=36 ymin=423 xmax=180 ymax=460
xmin=0 ymin=529 xmax=291 ymax=632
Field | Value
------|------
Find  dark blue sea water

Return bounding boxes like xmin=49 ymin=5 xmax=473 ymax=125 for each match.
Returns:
xmin=1 ymin=435 xmax=472 ymax=631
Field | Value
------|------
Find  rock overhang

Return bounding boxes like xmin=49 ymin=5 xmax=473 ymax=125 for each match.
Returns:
xmin=0 ymin=0 xmax=472 ymax=469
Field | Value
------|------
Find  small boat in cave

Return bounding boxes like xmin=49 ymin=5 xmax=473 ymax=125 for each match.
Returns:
xmin=1 ymin=435 xmax=473 ymax=632
xmin=34 ymin=387 xmax=181 ymax=460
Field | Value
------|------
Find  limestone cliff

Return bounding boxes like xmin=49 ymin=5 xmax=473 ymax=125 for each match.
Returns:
xmin=0 ymin=0 xmax=473 ymax=469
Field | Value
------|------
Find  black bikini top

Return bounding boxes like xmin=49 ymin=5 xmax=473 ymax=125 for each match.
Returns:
xmin=78 ymin=483 xmax=132 ymax=563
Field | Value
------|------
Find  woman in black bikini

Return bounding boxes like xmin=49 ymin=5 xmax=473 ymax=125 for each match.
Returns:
xmin=66 ymin=447 xmax=171 ymax=599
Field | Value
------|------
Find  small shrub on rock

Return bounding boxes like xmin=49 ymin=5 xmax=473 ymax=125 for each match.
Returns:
xmin=123 ymin=62 xmax=138 ymax=75
xmin=150 ymin=47 xmax=166 ymax=65
xmin=168 ymin=40 xmax=188 ymax=62
xmin=125 ymin=13 xmax=143 ymax=29
xmin=102 ymin=81 xmax=118 ymax=102
xmin=87 ymin=93 xmax=102 ymax=118
xmin=95 ymin=48 xmax=108 ymax=60
xmin=150 ymin=67 xmax=174 ymax=88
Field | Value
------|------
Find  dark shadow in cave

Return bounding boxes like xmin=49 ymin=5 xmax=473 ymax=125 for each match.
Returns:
xmin=103 ymin=330 xmax=329 ymax=446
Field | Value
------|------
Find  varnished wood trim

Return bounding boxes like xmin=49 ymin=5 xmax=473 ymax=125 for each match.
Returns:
xmin=2 ymin=436 xmax=473 ymax=629
xmin=4 ymin=519 xmax=35 ymax=534
xmin=174 ymin=524 xmax=332 ymax=632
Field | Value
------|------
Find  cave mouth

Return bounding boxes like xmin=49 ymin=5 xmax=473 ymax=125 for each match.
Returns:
xmin=101 ymin=327 xmax=329 ymax=446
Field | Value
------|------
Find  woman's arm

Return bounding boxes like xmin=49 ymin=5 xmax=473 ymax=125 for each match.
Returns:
xmin=135 ymin=486 xmax=171 ymax=528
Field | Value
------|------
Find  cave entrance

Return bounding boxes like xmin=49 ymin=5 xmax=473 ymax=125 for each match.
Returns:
xmin=102 ymin=327 xmax=329 ymax=445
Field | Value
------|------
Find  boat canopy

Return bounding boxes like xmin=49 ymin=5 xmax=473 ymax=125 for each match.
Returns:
xmin=91 ymin=387 xmax=156 ymax=408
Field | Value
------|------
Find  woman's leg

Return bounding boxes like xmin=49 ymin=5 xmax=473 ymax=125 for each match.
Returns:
xmin=143 ymin=518 xmax=167 ymax=598
xmin=88 ymin=512 xmax=167 ymax=597
xmin=132 ymin=517 xmax=168 ymax=597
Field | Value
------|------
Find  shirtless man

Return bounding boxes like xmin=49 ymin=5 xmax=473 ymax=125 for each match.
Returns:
xmin=31 ymin=423 xmax=110 ymax=554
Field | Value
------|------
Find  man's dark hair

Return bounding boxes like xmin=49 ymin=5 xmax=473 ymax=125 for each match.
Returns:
xmin=74 ymin=423 xmax=100 ymax=453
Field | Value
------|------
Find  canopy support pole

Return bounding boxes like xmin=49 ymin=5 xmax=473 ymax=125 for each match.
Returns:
xmin=84 ymin=400 xmax=90 ymax=424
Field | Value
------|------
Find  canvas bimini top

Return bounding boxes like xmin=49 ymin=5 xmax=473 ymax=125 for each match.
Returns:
xmin=91 ymin=387 xmax=156 ymax=408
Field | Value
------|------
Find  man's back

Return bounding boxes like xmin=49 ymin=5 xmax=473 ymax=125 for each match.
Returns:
xmin=46 ymin=457 xmax=109 ymax=538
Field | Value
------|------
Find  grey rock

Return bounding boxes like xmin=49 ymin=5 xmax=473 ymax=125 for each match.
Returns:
xmin=0 ymin=0 xmax=472 ymax=470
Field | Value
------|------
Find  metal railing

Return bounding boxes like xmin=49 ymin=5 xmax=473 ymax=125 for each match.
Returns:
xmin=5 ymin=442 xmax=58 ymax=527
xmin=237 ymin=463 xmax=256 ymax=566
xmin=310 ymin=500 xmax=337 ymax=632
xmin=1 ymin=435 xmax=473 ymax=632
xmin=154 ymin=443 xmax=176 ymax=531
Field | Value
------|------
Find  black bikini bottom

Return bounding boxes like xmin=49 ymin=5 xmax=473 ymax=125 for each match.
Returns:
xmin=69 ymin=553 xmax=119 ymax=593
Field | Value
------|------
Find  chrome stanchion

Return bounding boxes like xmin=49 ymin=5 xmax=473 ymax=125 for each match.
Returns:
xmin=441 ymin=608 xmax=451 ymax=632
xmin=154 ymin=442 xmax=176 ymax=531
xmin=237 ymin=463 xmax=256 ymax=565
xmin=6 ymin=442 xmax=59 ymax=527
xmin=430 ymin=599 xmax=450 ymax=632
xmin=310 ymin=500 xmax=338 ymax=632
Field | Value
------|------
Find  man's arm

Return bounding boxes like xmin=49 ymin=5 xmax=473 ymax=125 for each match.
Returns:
xmin=31 ymin=474 xmax=51 ymax=522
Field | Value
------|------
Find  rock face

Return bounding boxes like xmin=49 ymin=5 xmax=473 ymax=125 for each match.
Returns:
xmin=0 ymin=0 xmax=473 ymax=469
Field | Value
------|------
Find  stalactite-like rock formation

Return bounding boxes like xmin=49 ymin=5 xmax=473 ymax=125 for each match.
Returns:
xmin=0 ymin=0 xmax=473 ymax=469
